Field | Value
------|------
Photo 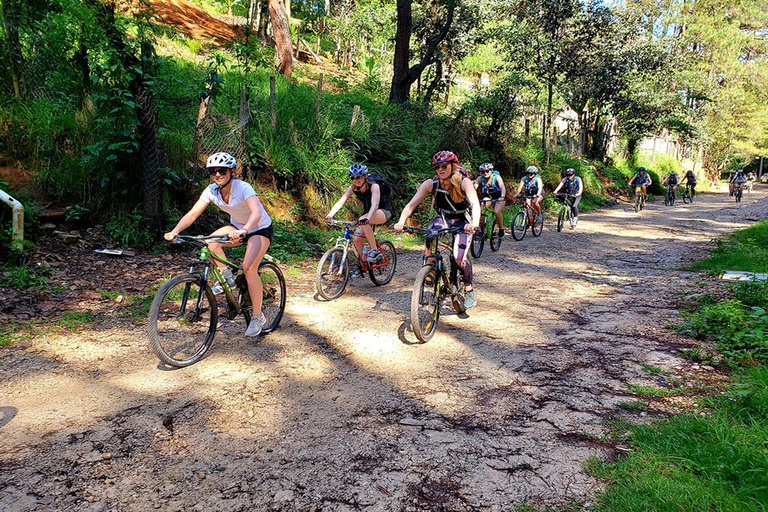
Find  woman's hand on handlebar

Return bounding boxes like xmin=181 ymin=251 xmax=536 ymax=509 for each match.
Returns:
xmin=394 ymin=223 xmax=404 ymax=232
xmin=465 ymin=224 xmax=477 ymax=234
xmin=164 ymin=232 xmax=177 ymax=241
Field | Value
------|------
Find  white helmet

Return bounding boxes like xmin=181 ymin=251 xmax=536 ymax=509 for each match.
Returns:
xmin=206 ymin=152 xmax=237 ymax=169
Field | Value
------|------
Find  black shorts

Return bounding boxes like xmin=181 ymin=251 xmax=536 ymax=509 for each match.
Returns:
xmin=230 ymin=224 xmax=273 ymax=243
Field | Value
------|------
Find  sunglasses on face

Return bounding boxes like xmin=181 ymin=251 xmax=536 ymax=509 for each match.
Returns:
xmin=209 ymin=168 xmax=229 ymax=176
xmin=435 ymin=163 xmax=451 ymax=170
xmin=482 ymin=170 xmax=491 ymax=174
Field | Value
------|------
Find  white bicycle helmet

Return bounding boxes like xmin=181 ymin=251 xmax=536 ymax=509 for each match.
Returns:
xmin=206 ymin=152 xmax=237 ymax=169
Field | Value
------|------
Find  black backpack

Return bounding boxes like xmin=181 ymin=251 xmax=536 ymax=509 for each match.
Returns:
xmin=366 ymin=173 xmax=392 ymax=197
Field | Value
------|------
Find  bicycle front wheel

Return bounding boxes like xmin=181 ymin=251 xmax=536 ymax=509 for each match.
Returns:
xmin=557 ymin=206 xmax=565 ymax=232
xmin=368 ymin=240 xmax=397 ymax=286
xmin=489 ymin=218 xmax=502 ymax=252
xmin=315 ymin=247 xmax=349 ymax=300
xmin=511 ymin=211 xmax=527 ymax=241
xmin=470 ymin=219 xmax=485 ymax=258
xmin=411 ymin=265 xmax=440 ymax=343
xmin=683 ymin=191 xmax=690 ymax=204
xmin=259 ymin=261 xmax=286 ymax=333
xmin=532 ymin=212 xmax=544 ymax=237
xmin=148 ymin=274 xmax=218 ymax=368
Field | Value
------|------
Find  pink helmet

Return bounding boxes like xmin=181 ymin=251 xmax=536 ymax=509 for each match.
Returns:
xmin=431 ymin=151 xmax=459 ymax=167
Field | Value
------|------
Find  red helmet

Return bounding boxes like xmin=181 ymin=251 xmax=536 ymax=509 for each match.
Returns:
xmin=431 ymin=151 xmax=459 ymax=167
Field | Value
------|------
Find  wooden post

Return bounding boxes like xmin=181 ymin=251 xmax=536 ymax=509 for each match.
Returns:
xmin=351 ymin=105 xmax=361 ymax=129
xmin=270 ymin=75 xmax=277 ymax=130
xmin=315 ymin=74 xmax=323 ymax=126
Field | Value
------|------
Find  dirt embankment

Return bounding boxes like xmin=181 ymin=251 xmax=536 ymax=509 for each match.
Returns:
xmin=1 ymin=187 xmax=767 ymax=511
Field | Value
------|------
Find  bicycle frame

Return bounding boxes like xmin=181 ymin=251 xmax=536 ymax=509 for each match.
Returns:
xmin=173 ymin=236 xmax=245 ymax=321
xmin=480 ymin=199 xmax=500 ymax=238
xmin=422 ymin=230 xmax=463 ymax=301
xmin=327 ymin=221 xmax=392 ymax=273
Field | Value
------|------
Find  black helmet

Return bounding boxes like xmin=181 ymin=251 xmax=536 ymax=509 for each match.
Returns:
xmin=565 ymin=168 xmax=575 ymax=176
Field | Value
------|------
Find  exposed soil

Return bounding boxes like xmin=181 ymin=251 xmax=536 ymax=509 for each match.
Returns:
xmin=121 ymin=0 xmax=244 ymax=43
xmin=2 ymin=186 xmax=767 ymax=511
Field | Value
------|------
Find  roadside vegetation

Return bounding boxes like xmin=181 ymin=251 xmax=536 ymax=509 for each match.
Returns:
xmin=589 ymin=224 xmax=768 ymax=511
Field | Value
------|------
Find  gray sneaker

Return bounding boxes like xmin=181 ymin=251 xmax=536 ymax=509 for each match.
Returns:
xmin=245 ymin=314 xmax=267 ymax=337
xmin=366 ymin=249 xmax=382 ymax=263
xmin=464 ymin=290 xmax=477 ymax=309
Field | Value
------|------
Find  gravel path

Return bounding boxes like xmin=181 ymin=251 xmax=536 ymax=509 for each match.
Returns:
xmin=2 ymin=186 xmax=767 ymax=511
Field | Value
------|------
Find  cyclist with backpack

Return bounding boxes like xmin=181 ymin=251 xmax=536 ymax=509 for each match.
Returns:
xmin=553 ymin=168 xmax=583 ymax=222
xmin=474 ymin=163 xmax=507 ymax=237
xmin=729 ymin=169 xmax=747 ymax=197
xmin=394 ymin=150 xmax=481 ymax=309
xmin=514 ymin=166 xmax=545 ymax=214
xmin=681 ymin=169 xmax=697 ymax=197
xmin=662 ymin=170 xmax=679 ymax=198
xmin=164 ymin=152 xmax=273 ymax=337
xmin=628 ymin=166 xmax=652 ymax=199
xmin=325 ymin=163 xmax=393 ymax=264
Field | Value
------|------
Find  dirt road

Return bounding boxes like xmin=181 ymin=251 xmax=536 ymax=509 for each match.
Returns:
xmin=2 ymin=187 xmax=767 ymax=511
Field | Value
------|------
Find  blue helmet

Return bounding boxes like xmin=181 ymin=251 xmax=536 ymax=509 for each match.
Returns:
xmin=347 ymin=163 xmax=368 ymax=178
xmin=638 ymin=166 xmax=646 ymax=172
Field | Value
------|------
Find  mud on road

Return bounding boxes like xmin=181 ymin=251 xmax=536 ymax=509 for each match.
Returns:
xmin=2 ymin=187 xmax=767 ymax=511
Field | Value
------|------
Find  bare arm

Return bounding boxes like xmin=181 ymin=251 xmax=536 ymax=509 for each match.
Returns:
xmin=553 ymin=179 xmax=564 ymax=194
xmin=577 ymin=177 xmax=584 ymax=196
xmin=462 ymin=177 xmax=481 ymax=231
xmin=164 ymin=198 xmax=209 ymax=240
xmin=361 ymin=183 xmax=380 ymax=221
xmin=395 ymin=179 xmax=432 ymax=230
xmin=497 ymin=175 xmax=506 ymax=199
xmin=326 ymin=185 xmax=354 ymax=219
xmin=229 ymin=195 xmax=264 ymax=240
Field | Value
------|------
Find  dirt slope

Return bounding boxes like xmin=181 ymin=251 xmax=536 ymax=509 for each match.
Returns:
xmin=124 ymin=0 xmax=242 ymax=43
xmin=1 ymin=187 xmax=767 ymax=511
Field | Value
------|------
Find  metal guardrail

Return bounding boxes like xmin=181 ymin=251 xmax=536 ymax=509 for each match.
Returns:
xmin=0 ymin=189 xmax=24 ymax=248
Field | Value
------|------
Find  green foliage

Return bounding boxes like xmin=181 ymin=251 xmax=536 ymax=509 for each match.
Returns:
xmin=0 ymin=264 xmax=49 ymax=289
xmin=691 ymin=220 xmax=768 ymax=274
xmin=681 ymin=300 xmax=748 ymax=341
xmin=105 ymin=208 xmax=157 ymax=249
xmin=591 ymin=367 xmax=768 ymax=512
xmin=269 ymin=221 xmax=330 ymax=264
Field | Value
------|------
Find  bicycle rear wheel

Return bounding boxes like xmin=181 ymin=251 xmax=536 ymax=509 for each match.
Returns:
xmin=557 ymin=206 xmax=565 ymax=232
xmin=368 ymin=240 xmax=397 ymax=286
xmin=489 ymin=218 xmax=502 ymax=252
xmin=411 ymin=265 xmax=440 ymax=343
xmin=315 ymin=247 xmax=349 ymax=300
xmin=511 ymin=211 xmax=527 ymax=241
xmin=470 ymin=218 xmax=485 ymax=258
xmin=258 ymin=261 xmax=286 ymax=333
xmin=532 ymin=212 xmax=544 ymax=237
xmin=148 ymin=274 xmax=217 ymax=368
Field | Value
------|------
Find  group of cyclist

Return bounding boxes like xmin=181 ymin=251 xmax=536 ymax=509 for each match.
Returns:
xmin=168 ymin=148 xmax=756 ymax=338
xmin=630 ymin=166 xmax=698 ymax=204
xmin=728 ymin=169 xmax=755 ymax=197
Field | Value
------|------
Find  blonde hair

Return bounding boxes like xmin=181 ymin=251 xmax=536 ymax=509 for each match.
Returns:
xmin=446 ymin=164 xmax=465 ymax=203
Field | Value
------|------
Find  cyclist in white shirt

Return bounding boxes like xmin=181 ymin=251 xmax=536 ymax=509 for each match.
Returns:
xmin=164 ymin=152 xmax=273 ymax=337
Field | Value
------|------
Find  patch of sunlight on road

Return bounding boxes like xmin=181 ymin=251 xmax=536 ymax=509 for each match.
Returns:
xmin=346 ymin=329 xmax=402 ymax=358
xmin=281 ymin=351 xmax=339 ymax=381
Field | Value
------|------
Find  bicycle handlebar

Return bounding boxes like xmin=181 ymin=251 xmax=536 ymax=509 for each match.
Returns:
xmin=325 ymin=219 xmax=359 ymax=228
xmin=170 ymin=234 xmax=237 ymax=246
xmin=514 ymin=195 xmax=540 ymax=200
xmin=402 ymin=226 xmax=467 ymax=236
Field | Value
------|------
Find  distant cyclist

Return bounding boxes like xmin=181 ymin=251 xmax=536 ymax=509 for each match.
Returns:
xmin=747 ymin=171 xmax=756 ymax=192
xmin=394 ymin=150 xmax=481 ymax=309
xmin=325 ymin=163 xmax=393 ymax=265
xmin=514 ymin=165 xmax=544 ymax=214
xmin=474 ymin=162 xmax=506 ymax=238
xmin=553 ymin=168 xmax=583 ymax=222
xmin=681 ymin=169 xmax=697 ymax=197
xmin=729 ymin=169 xmax=747 ymax=197
xmin=628 ymin=166 xmax=652 ymax=199
xmin=662 ymin=170 xmax=679 ymax=198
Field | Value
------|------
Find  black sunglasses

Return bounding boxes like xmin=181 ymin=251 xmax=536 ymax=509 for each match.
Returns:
xmin=209 ymin=168 xmax=229 ymax=176
xmin=435 ymin=163 xmax=451 ymax=170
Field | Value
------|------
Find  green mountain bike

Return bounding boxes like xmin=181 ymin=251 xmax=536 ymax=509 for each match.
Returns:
xmin=148 ymin=234 xmax=286 ymax=367
xmin=470 ymin=198 xmax=503 ymax=258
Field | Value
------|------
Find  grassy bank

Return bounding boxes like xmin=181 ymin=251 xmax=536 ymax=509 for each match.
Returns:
xmin=590 ymin=221 xmax=768 ymax=511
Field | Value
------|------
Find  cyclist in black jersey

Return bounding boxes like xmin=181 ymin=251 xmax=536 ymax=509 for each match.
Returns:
xmin=395 ymin=150 xmax=481 ymax=309
xmin=326 ymin=163 xmax=393 ymax=263
xmin=514 ymin=166 xmax=545 ymax=213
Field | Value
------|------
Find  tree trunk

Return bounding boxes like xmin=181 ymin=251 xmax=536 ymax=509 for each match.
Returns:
xmin=389 ymin=0 xmax=413 ymax=104
xmin=268 ymin=0 xmax=293 ymax=78
xmin=422 ymin=60 xmax=442 ymax=106
xmin=390 ymin=0 xmax=455 ymax=105
xmin=544 ymin=81 xmax=553 ymax=163
xmin=257 ymin=2 xmax=269 ymax=39
xmin=2 ymin=0 xmax=24 ymax=98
